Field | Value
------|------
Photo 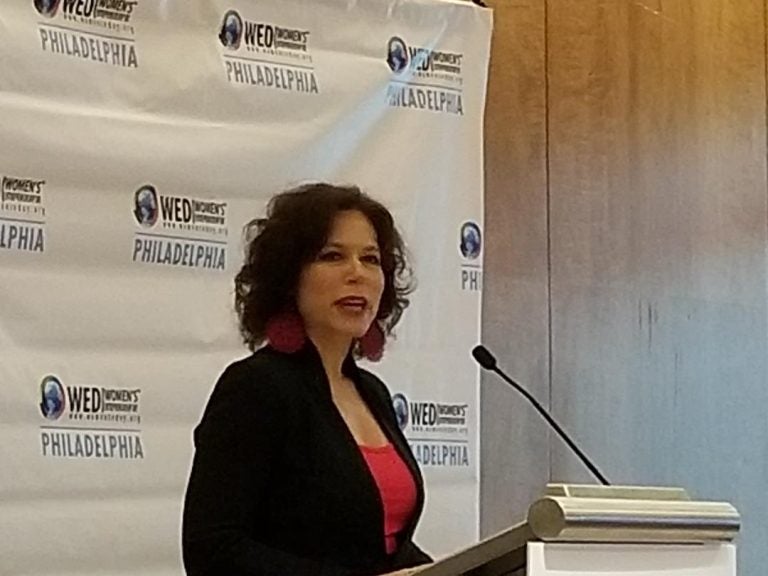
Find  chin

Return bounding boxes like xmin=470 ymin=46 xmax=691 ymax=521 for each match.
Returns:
xmin=333 ymin=321 xmax=370 ymax=340
xmin=348 ymin=327 xmax=371 ymax=340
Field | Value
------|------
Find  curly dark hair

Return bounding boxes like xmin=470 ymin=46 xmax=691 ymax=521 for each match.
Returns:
xmin=235 ymin=183 xmax=414 ymax=353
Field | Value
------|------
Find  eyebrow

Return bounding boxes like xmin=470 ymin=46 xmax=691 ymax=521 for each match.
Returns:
xmin=324 ymin=242 xmax=380 ymax=252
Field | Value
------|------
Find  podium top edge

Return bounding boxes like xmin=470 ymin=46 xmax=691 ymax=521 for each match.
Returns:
xmin=545 ymin=483 xmax=691 ymax=501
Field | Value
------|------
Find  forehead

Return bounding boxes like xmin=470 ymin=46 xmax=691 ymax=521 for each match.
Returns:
xmin=326 ymin=210 xmax=378 ymax=244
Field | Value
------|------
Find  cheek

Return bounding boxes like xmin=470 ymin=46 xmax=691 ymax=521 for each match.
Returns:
xmin=308 ymin=269 xmax=339 ymax=296
xmin=372 ymin=272 xmax=386 ymax=302
xmin=297 ymin=269 xmax=335 ymax=312
xmin=296 ymin=273 xmax=317 ymax=316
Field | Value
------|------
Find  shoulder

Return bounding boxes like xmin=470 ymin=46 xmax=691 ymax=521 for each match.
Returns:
xmin=215 ymin=347 xmax=308 ymax=393
xmin=220 ymin=346 xmax=299 ymax=378
xmin=356 ymin=366 xmax=396 ymax=405
xmin=203 ymin=347 xmax=309 ymax=414
xmin=196 ymin=348 xmax=311 ymax=437
xmin=355 ymin=367 xmax=408 ymax=434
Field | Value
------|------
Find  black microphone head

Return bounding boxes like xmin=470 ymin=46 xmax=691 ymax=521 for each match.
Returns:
xmin=471 ymin=345 xmax=497 ymax=370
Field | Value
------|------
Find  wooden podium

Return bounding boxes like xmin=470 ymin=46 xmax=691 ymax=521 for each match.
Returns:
xmin=416 ymin=484 xmax=740 ymax=576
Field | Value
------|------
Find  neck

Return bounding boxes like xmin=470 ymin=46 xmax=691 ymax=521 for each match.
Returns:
xmin=306 ymin=329 xmax=353 ymax=383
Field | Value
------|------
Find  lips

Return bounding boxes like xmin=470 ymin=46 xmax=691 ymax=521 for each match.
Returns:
xmin=335 ymin=296 xmax=368 ymax=310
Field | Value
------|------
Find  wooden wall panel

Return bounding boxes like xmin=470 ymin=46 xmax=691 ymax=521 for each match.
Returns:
xmin=480 ymin=0 xmax=550 ymax=537
xmin=546 ymin=3 xmax=768 ymax=575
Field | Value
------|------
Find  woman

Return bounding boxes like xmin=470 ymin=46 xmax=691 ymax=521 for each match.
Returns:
xmin=182 ymin=183 xmax=432 ymax=576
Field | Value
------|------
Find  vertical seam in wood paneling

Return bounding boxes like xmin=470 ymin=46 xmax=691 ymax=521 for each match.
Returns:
xmin=544 ymin=0 xmax=553 ymax=485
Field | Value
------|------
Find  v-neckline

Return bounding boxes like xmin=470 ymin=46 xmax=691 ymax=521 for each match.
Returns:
xmin=290 ymin=341 xmax=425 ymax=556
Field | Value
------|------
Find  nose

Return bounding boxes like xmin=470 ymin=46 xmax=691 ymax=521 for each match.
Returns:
xmin=345 ymin=256 xmax=365 ymax=282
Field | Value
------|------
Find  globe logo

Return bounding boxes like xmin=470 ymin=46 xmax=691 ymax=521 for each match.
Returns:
xmin=387 ymin=37 xmax=409 ymax=74
xmin=459 ymin=221 xmax=482 ymax=260
xmin=39 ymin=375 xmax=65 ymax=420
xmin=133 ymin=185 xmax=159 ymax=227
xmin=219 ymin=10 xmax=243 ymax=50
xmin=392 ymin=393 xmax=409 ymax=431
xmin=33 ymin=0 xmax=60 ymax=17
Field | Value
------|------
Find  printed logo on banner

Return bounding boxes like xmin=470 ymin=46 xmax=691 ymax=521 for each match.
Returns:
xmin=131 ymin=184 xmax=228 ymax=271
xmin=34 ymin=0 xmax=61 ymax=17
xmin=133 ymin=184 xmax=159 ymax=227
xmin=218 ymin=9 xmax=319 ymax=95
xmin=392 ymin=393 xmax=410 ymax=430
xmin=386 ymin=37 xmax=409 ymax=74
xmin=37 ymin=374 xmax=145 ymax=460
xmin=393 ymin=392 xmax=470 ymax=468
xmin=459 ymin=220 xmax=482 ymax=292
xmin=0 ymin=173 xmax=47 ymax=254
xmin=39 ymin=375 xmax=66 ymax=420
xmin=33 ymin=0 xmax=140 ymax=69
xmin=386 ymin=36 xmax=465 ymax=116
xmin=219 ymin=10 xmax=244 ymax=50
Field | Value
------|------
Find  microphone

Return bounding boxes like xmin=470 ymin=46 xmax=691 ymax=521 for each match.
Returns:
xmin=472 ymin=344 xmax=610 ymax=486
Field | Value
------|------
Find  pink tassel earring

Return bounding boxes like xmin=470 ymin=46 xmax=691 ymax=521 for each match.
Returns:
xmin=265 ymin=312 xmax=307 ymax=353
xmin=359 ymin=321 xmax=385 ymax=362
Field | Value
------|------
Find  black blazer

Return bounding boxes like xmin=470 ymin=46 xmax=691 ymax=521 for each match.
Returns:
xmin=182 ymin=344 xmax=432 ymax=576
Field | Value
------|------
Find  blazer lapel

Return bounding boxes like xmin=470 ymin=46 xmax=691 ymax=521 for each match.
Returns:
xmin=351 ymin=368 xmax=426 ymax=541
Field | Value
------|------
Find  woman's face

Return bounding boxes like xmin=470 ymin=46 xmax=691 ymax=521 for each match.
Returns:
xmin=297 ymin=210 xmax=385 ymax=343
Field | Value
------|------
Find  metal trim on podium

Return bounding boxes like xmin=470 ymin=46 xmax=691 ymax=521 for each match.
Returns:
xmin=416 ymin=484 xmax=740 ymax=576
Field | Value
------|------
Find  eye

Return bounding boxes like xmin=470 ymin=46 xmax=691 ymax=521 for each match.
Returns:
xmin=362 ymin=254 xmax=381 ymax=265
xmin=318 ymin=250 xmax=342 ymax=262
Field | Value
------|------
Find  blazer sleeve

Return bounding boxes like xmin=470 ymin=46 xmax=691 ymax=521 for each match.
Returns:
xmin=182 ymin=361 xmax=356 ymax=576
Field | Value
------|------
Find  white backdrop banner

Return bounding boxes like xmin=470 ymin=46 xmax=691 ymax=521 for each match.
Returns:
xmin=0 ymin=0 xmax=492 ymax=574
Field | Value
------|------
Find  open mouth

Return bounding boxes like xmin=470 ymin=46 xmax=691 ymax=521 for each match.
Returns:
xmin=335 ymin=296 xmax=368 ymax=312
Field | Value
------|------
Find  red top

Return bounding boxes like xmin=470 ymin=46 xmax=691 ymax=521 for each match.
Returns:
xmin=359 ymin=443 xmax=418 ymax=554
